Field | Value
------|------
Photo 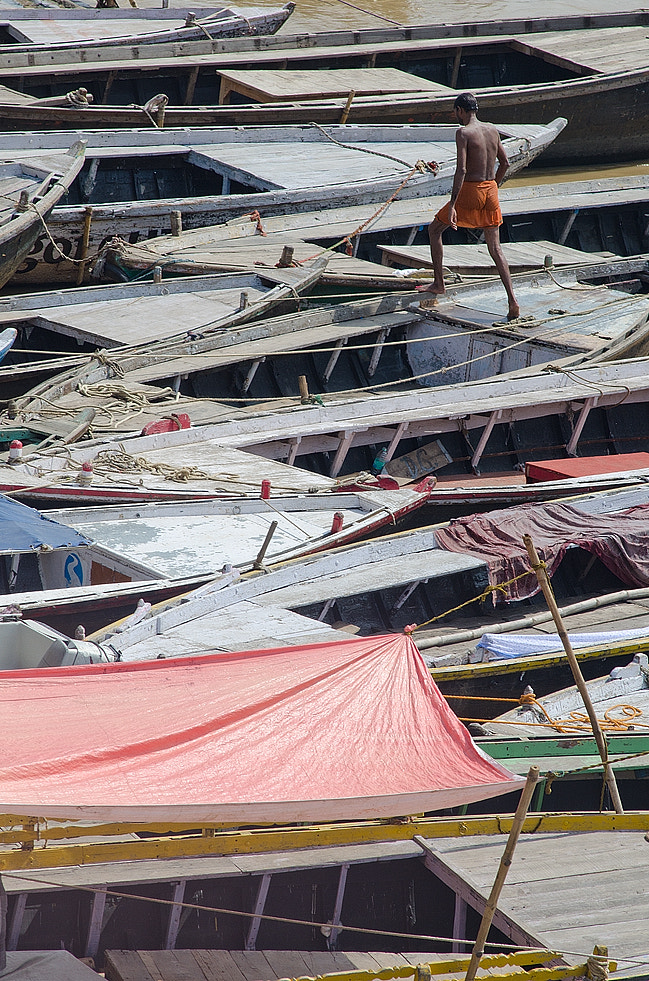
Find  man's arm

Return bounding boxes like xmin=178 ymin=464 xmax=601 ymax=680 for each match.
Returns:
xmin=448 ymin=128 xmax=467 ymax=229
xmin=494 ymin=138 xmax=509 ymax=187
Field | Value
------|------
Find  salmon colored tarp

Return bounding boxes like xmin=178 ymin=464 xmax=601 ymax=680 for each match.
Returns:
xmin=0 ymin=634 xmax=523 ymax=822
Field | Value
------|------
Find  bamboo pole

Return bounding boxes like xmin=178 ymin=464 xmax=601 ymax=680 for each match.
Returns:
xmin=75 ymin=206 xmax=93 ymax=286
xmin=463 ymin=765 xmax=539 ymax=981
xmin=523 ymin=534 xmax=623 ymax=814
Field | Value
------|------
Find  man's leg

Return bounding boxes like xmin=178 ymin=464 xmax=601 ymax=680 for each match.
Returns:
xmin=417 ymin=217 xmax=448 ymax=294
xmin=484 ymin=226 xmax=520 ymax=320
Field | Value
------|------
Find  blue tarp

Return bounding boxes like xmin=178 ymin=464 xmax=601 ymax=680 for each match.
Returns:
xmin=476 ymin=625 xmax=649 ymax=660
xmin=0 ymin=495 xmax=91 ymax=553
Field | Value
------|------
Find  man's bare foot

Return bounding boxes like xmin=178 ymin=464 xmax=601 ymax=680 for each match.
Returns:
xmin=507 ymin=304 xmax=521 ymax=321
xmin=416 ymin=283 xmax=445 ymax=294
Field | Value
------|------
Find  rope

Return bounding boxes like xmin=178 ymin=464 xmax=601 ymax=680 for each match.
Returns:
xmin=127 ymin=94 xmax=168 ymax=128
xmin=515 ymin=695 xmax=645 ymax=735
xmin=544 ymin=363 xmax=632 ymax=407
xmin=404 ymin=569 xmax=535 ymax=635
xmin=89 ymin=449 xmax=239 ymax=485
xmin=308 ymin=121 xmax=433 ymax=171
xmin=77 ymin=382 xmax=178 ymax=409
xmin=29 ymin=206 xmax=103 ymax=266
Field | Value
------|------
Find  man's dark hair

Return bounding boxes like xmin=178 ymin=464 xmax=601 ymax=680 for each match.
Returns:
xmin=454 ymin=92 xmax=478 ymax=113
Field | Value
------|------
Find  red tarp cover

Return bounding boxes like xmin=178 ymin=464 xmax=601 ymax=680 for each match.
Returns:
xmin=0 ymin=634 xmax=522 ymax=822
xmin=526 ymin=453 xmax=649 ymax=482
xmin=435 ymin=502 xmax=649 ymax=602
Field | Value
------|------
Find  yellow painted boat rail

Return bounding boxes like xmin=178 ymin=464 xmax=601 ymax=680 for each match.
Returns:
xmin=0 ymin=811 xmax=648 ymax=872
xmin=278 ymin=950 xmax=616 ymax=981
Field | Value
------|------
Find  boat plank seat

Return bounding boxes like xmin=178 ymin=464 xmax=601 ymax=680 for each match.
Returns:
xmin=378 ymin=241 xmax=618 ymax=274
xmin=187 ymin=139 xmax=449 ymax=191
xmin=125 ymin=308 xmax=417 ymax=386
xmin=216 ymin=67 xmax=455 ymax=104
xmin=0 ymin=285 xmax=269 ymax=348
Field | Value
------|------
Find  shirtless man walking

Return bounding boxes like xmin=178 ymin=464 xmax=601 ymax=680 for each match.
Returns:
xmin=420 ymin=92 xmax=520 ymax=321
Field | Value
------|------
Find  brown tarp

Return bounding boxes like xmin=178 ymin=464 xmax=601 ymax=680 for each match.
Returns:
xmin=435 ymin=502 xmax=649 ymax=602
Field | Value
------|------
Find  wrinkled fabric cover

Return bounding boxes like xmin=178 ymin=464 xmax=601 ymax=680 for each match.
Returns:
xmin=435 ymin=502 xmax=649 ymax=602
xmin=477 ymin=624 xmax=649 ymax=660
xmin=0 ymin=494 xmax=90 ymax=553
xmin=0 ymin=634 xmax=522 ymax=822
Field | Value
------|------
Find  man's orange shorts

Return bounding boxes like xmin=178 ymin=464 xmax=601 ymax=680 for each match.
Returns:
xmin=435 ymin=179 xmax=503 ymax=228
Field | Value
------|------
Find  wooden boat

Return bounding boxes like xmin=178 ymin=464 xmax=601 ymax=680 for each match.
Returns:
xmin=44 ymin=480 xmax=436 ymax=579
xmin=426 ymin=584 xmax=649 ymax=709
xmin=0 ymin=4 xmax=295 ymax=50
xmin=0 ymin=479 xmax=434 ymax=635
xmin=0 ymin=121 xmax=565 ymax=286
xmin=0 ymin=141 xmax=85 ymax=292
xmin=6 ymin=257 xmax=649 ymax=440
xmin=84 ymin=173 xmax=649 ymax=282
xmin=484 ymin=652 xmax=649 ymax=741
xmin=0 ymin=264 xmax=325 ymax=358
xmin=36 ymin=351 xmax=649 ymax=481
xmin=0 ymin=9 xmax=643 ymax=163
xmin=0 ymin=328 xmax=16 ymax=365
xmin=99 ymin=253 xmax=649 ymax=386
xmin=77 ymin=485 xmax=649 ymax=658
xmin=8 ymin=351 xmax=649 ymax=505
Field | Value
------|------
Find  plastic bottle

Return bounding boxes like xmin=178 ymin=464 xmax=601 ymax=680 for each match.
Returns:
xmin=370 ymin=447 xmax=388 ymax=476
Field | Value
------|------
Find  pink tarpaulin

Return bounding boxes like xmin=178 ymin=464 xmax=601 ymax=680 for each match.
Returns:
xmin=435 ymin=501 xmax=649 ymax=602
xmin=0 ymin=634 xmax=522 ymax=822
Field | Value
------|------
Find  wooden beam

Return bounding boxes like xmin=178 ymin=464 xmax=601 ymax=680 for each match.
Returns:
xmin=452 ymin=894 xmax=467 ymax=954
xmin=471 ymin=409 xmax=502 ymax=473
xmin=557 ymin=209 xmax=579 ymax=246
xmin=566 ymin=396 xmax=596 ymax=456
xmin=286 ymin=436 xmax=302 ymax=466
xmin=330 ymin=431 xmax=355 ymax=477
xmin=327 ymin=862 xmax=349 ymax=949
xmin=386 ymin=421 xmax=408 ymax=460
xmin=324 ymin=339 xmax=346 ymax=383
xmin=164 ymin=879 xmax=186 ymax=950
xmin=7 ymin=892 xmax=26 ymax=951
xmin=184 ymin=66 xmax=199 ymax=106
xmin=85 ymin=885 xmax=107 ymax=958
xmin=241 ymin=358 xmax=265 ymax=394
xmin=368 ymin=329 xmax=388 ymax=377
xmin=245 ymin=873 xmax=271 ymax=950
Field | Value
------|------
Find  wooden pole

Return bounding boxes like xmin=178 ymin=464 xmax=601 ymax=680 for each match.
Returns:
xmin=75 ymin=206 xmax=93 ymax=286
xmin=464 ymin=765 xmax=539 ymax=981
xmin=340 ymin=89 xmax=356 ymax=124
xmin=523 ymin=534 xmax=624 ymax=814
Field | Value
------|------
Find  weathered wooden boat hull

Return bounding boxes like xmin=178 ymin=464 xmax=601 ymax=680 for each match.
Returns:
xmin=0 ymin=9 xmax=644 ymax=168
xmin=0 ymin=67 xmax=641 ymax=168
xmin=0 ymin=141 xmax=85 ymax=291
xmin=0 ymin=4 xmax=295 ymax=51
xmin=0 ymin=121 xmax=564 ymax=286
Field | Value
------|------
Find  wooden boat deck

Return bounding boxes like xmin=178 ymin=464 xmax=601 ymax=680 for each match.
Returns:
xmin=379 ymin=241 xmax=617 ymax=274
xmin=3 ymin=21 xmax=648 ymax=76
xmin=424 ymin=830 xmax=649 ymax=977
xmin=103 ymin=949 xmax=552 ymax=981
xmin=517 ymin=24 xmax=649 ymax=73
xmin=216 ymin=67 xmax=454 ymax=103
